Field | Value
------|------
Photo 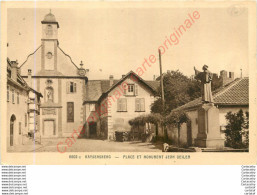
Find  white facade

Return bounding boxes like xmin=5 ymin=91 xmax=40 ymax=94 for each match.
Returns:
xmin=19 ymin=12 xmax=87 ymax=138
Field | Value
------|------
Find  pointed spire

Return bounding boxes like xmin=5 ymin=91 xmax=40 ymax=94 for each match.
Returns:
xmin=80 ymin=61 xmax=84 ymax=68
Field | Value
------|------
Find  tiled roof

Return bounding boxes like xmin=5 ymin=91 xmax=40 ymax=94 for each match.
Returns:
xmin=85 ymin=79 xmax=120 ymax=102
xmin=173 ymin=77 xmax=249 ymax=112
xmin=84 ymin=71 xmax=159 ymax=102
xmin=85 ymin=80 xmax=103 ymax=102
xmin=145 ymin=80 xmax=160 ymax=91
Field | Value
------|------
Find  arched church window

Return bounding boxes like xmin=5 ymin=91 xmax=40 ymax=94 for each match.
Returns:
xmin=47 ymin=25 xmax=53 ymax=36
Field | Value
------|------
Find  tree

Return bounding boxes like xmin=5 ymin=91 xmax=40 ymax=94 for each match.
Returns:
xmin=151 ymin=70 xmax=223 ymax=114
xmin=225 ymin=109 xmax=249 ymax=149
xmin=165 ymin=110 xmax=189 ymax=146
xmin=151 ymin=70 xmax=201 ymax=114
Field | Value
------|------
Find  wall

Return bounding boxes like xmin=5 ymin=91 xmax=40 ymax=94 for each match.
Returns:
xmin=166 ymin=106 xmax=248 ymax=146
xmin=218 ymin=106 xmax=248 ymax=139
xmin=7 ymin=84 xmax=28 ymax=147
xmin=99 ymin=77 xmax=155 ymax=140
xmin=61 ymin=78 xmax=84 ymax=137
xmin=26 ymin=77 xmax=85 ymax=138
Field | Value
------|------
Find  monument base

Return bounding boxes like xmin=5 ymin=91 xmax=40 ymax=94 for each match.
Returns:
xmin=195 ymin=103 xmax=225 ymax=149
xmin=195 ymin=138 xmax=224 ymax=149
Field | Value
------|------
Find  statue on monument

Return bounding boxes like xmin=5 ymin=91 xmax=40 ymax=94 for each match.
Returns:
xmin=194 ymin=65 xmax=213 ymax=103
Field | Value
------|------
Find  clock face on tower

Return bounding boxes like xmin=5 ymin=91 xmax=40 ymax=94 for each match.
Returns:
xmin=46 ymin=52 xmax=53 ymax=59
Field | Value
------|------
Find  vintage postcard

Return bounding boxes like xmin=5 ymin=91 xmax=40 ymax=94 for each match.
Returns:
xmin=1 ymin=1 xmax=256 ymax=165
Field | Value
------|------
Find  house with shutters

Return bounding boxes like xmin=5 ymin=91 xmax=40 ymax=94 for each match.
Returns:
xmin=19 ymin=11 xmax=88 ymax=138
xmin=7 ymin=58 xmax=42 ymax=148
xmin=83 ymin=71 xmax=159 ymax=140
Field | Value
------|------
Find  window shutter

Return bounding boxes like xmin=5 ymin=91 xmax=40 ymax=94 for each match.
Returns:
xmin=141 ymin=98 xmax=145 ymax=111
xmin=66 ymin=82 xmax=69 ymax=93
xmin=120 ymin=99 xmax=123 ymax=111
xmin=135 ymin=84 xmax=138 ymax=96
xmin=135 ymin=98 xmax=139 ymax=111
xmin=7 ymin=86 xmax=9 ymax=101
xmin=117 ymin=99 xmax=121 ymax=111
xmin=123 ymin=99 xmax=127 ymax=111
xmin=12 ymin=90 xmax=14 ymax=103
xmin=74 ymin=83 xmax=77 ymax=93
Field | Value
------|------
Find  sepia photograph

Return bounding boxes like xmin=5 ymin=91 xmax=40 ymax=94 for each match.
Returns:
xmin=1 ymin=1 xmax=256 ymax=164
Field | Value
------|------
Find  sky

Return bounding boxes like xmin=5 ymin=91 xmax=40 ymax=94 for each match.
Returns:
xmin=7 ymin=6 xmax=248 ymax=80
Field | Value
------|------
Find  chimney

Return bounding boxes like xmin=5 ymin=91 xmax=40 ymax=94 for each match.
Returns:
xmin=28 ymin=69 xmax=32 ymax=87
xmin=229 ymin=72 xmax=234 ymax=80
xmin=153 ymin=74 xmax=159 ymax=81
xmin=109 ymin=75 xmax=114 ymax=87
xmin=220 ymin=70 xmax=227 ymax=79
xmin=11 ymin=60 xmax=18 ymax=82
xmin=213 ymin=73 xmax=218 ymax=80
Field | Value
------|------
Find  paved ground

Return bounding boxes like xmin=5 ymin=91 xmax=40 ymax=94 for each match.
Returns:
xmin=9 ymin=138 xmax=163 ymax=152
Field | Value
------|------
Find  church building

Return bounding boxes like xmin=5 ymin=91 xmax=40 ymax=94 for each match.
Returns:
xmin=19 ymin=11 xmax=88 ymax=138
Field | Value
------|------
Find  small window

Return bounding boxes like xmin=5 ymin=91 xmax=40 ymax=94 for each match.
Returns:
xmin=7 ymin=86 xmax=9 ymax=102
xmin=17 ymin=92 xmax=19 ymax=104
xmin=12 ymin=90 xmax=15 ymax=104
xmin=89 ymin=104 xmax=95 ymax=112
xmin=25 ymin=114 xmax=27 ymax=127
xmin=7 ymin=69 xmax=11 ymax=78
xmin=135 ymin=98 xmax=145 ymax=112
xmin=19 ymin=122 xmax=22 ymax=135
xmin=117 ymin=98 xmax=127 ymax=112
xmin=128 ymin=84 xmax=134 ymax=93
xmin=67 ymin=82 xmax=77 ymax=93
xmin=125 ymin=84 xmax=135 ymax=96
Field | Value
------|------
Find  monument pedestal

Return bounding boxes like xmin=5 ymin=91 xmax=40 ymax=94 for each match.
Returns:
xmin=194 ymin=103 xmax=224 ymax=149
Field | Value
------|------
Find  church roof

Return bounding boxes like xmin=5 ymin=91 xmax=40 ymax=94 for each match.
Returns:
xmin=172 ymin=77 xmax=249 ymax=112
xmin=41 ymin=11 xmax=59 ymax=28
xmin=43 ymin=12 xmax=56 ymax=22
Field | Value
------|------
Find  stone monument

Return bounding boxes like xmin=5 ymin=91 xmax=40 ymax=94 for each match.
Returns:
xmin=194 ymin=65 xmax=224 ymax=149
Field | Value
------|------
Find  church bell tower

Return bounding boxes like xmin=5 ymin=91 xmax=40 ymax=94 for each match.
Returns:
xmin=41 ymin=10 xmax=59 ymax=71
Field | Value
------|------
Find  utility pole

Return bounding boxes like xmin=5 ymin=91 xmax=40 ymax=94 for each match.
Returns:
xmin=158 ymin=49 xmax=167 ymax=141
xmin=158 ymin=49 xmax=165 ymax=111
xmin=240 ymin=69 xmax=242 ymax=78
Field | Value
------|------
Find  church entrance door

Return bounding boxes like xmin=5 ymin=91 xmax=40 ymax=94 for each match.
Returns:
xmin=43 ymin=120 xmax=55 ymax=137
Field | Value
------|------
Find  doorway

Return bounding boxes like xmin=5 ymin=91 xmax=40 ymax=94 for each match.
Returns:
xmin=43 ymin=119 xmax=56 ymax=137
xmin=89 ymin=122 xmax=97 ymax=138
xmin=10 ymin=115 xmax=16 ymax=146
